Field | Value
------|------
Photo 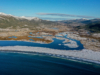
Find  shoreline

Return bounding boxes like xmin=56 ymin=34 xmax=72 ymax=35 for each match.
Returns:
xmin=0 ymin=40 xmax=53 ymax=44
xmin=0 ymin=46 xmax=100 ymax=64
xmin=1 ymin=50 xmax=100 ymax=65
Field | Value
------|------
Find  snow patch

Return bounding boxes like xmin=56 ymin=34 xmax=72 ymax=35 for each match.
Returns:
xmin=0 ymin=12 xmax=40 ymax=21
xmin=64 ymin=40 xmax=79 ymax=48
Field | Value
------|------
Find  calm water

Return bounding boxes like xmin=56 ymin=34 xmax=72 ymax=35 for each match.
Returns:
xmin=0 ymin=38 xmax=84 ymax=50
xmin=0 ymin=51 xmax=100 ymax=75
xmin=0 ymin=34 xmax=84 ymax=50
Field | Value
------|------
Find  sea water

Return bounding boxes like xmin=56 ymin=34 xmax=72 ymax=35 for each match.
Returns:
xmin=0 ymin=51 xmax=100 ymax=75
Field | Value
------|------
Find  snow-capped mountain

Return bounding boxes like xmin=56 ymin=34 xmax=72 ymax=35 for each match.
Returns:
xmin=0 ymin=12 xmax=57 ymax=29
xmin=0 ymin=12 xmax=40 ymax=21
xmin=0 ymin=12 xmax=12 ymax=16
xmin=19 ymin=16 xmax=40 ymax=21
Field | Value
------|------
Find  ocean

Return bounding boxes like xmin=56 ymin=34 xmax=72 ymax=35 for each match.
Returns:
xmin=0 ymin=51 xmax=100 ymax=75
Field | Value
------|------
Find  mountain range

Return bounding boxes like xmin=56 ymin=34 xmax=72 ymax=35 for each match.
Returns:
xmin=0 ymin=12 xmax=57 ymax=29
xmin=58 ymin=18 xmax=100 ymax=26
xmin=0 ymin=12 xmax=100 ymax=33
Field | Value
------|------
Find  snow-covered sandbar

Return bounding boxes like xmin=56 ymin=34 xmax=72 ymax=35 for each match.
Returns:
xmin=0 ymin=46 xmax=100 ymax=64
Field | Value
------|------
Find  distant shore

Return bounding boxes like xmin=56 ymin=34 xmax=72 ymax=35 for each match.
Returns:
xmin=0 ymin=46 xmax=100 ymax=64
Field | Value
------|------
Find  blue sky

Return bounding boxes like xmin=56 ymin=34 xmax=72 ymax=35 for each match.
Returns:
xmin=0 ymin=0 xmax=100 ymax=20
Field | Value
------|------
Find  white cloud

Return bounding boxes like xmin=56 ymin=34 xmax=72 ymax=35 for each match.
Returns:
xmin=37 ymin=13 xmax=95 ymax=18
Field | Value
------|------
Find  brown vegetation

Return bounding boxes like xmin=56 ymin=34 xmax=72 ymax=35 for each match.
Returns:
xmin=80 ymin=35 xmax=100 ymax=42
xmin=0 ymin=36 xmax=52 ymax=43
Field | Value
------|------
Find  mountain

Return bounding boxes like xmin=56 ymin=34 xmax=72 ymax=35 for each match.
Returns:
xmin=57 ymin=18 xmax=100 ymax=33
xmin=0 ymin=12 xmax=58 ymax=29
xmin=0 ymin=12 xmax=41 ymax=21
xmin=75 ymin=23 xmax=100 ymax=33
xmin=85 ymin=23 xmax=100 ymax=33
xmin=58 ymin=18 xmax=100 ymax=27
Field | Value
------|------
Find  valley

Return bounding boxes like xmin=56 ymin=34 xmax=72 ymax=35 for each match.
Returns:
xmin=0 ymin=12 xmax=100 ymax=51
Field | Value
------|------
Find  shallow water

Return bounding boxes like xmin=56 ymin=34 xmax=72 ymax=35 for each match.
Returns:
xmin=0 ymin=36 xmax=84 ymax=50
xmin=51 ymin=28 xmax=59 ymax=30
xmin=8 ymin=36 xmax=17 ymax=38
xmin=0 ymin=51 xmax=100 ymax=75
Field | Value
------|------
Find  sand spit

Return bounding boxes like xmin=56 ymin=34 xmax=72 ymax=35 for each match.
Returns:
xmin=0 ymin=46 xmax=100 ymax=64
xmin=63 ymin=40 xmax=79 ymax=48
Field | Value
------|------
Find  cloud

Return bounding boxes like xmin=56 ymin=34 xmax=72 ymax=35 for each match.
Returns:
xmin=39 ymin=17 xmax=70 ymax=19
xmin=39 ymin=17 xmax=70 ymax=20
xmin=37 ymin=13 xmax=95 ymax=18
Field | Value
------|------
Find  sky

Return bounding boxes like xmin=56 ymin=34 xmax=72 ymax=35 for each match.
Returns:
xmin=0 ymin=0 xmax=100 ymax=21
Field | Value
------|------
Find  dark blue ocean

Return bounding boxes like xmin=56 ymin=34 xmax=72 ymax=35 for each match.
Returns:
xmin=0 ymin=51 xmax=100 ymax=75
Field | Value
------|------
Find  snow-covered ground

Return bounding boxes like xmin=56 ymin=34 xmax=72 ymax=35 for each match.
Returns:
xmin=0 ymin=12 xmax=40 ymax=21
xmin=63 ymin=40 xmax=79 ymax=48
xmin=0 ymin=46 xmax=100 ymax=64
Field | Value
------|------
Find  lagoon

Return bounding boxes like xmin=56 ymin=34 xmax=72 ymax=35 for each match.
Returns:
xmin=0 ymin=34 xmax=84 ymax=50
xmin=0 ymin=37 xmax=83 ymax=50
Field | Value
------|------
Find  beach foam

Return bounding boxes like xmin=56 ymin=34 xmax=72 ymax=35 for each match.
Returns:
xmin=0 ymin=46 xmax=100 ymax=64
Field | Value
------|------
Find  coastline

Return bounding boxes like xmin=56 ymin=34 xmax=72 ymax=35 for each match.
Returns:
xmin=0 ymin=40 xmax=53 ymax=44
xmin=0 ymin=46 xmax=100 ymax=64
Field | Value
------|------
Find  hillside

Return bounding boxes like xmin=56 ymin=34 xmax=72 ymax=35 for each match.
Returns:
xmin=58 ymin=18 xmax=100 ymax=27
xmin=57 ymin=18 xmax=100 ymax=33
xmin=83 ymin=23 xmax=100 ymax=33
xmin=0 ymin=13 xmax=58 ymax=29
xmin=75 ymin=23 xmax=100 ymax=33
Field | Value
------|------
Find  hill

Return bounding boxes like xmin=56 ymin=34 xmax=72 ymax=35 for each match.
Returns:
xmin=0 ymin=13 xmax=58 ymax=29
xmin=75 ymin=23 xmax=100 ymax=33
xmin=58 ymin=18 xmax=100 ymax=27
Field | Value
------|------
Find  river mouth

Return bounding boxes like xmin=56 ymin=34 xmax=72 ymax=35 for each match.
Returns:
xmin=0 ymin=51 xmax=100 ymax=75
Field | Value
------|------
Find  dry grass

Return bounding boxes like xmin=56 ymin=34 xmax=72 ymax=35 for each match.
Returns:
xmin=0 ymin=36 xmax=52 ymax=43
xmin=80 ymin=35 xmax=100 ymax=42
